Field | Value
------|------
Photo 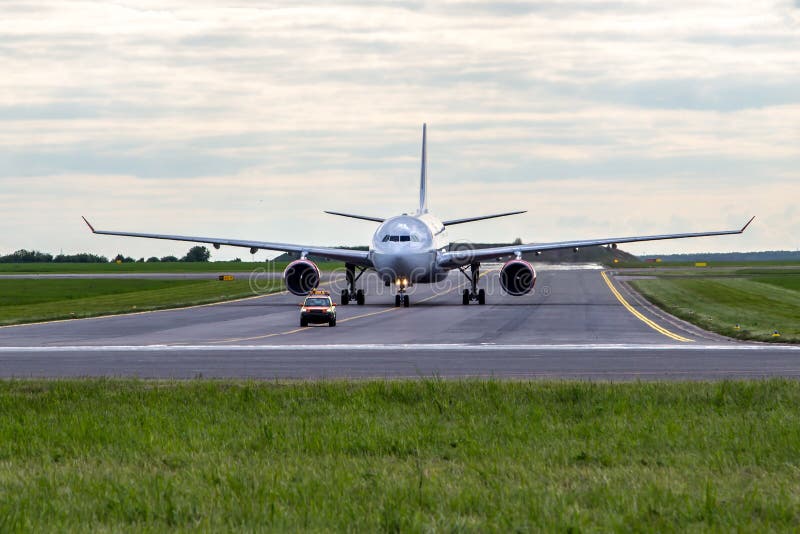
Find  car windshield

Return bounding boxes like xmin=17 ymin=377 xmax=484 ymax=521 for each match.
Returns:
xmin=305 ymin=298 xmax=330 ymax=307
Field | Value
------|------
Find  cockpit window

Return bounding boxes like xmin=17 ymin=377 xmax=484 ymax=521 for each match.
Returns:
xmin=382 ymin=234 xmax=419 ymax=243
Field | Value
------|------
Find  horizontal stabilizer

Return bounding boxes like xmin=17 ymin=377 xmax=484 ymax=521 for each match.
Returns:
xmin=324 ymin=211 xmax=385 ymax=223
xmin=442 ymin=210 xmax=526 ymax=226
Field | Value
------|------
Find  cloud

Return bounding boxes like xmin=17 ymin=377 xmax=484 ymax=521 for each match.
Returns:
xmin=0 ymin=0 xmax=798 ymax=255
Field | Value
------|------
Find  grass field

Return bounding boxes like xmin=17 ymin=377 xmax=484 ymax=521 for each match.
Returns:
xmin=0 ymin=261 xmax=343 ymax=274
xmin=630 ymin=272 xmax=800 ymax=343
xmin=614 ymin=260 xmax=800 ymax=268
xmin=0 ymin=379 xmax=799 ymax=531
xmin=0 ymin=279 xmax=283 ymax=326
xmin=620 ymin=266 xmax=800 ymax=278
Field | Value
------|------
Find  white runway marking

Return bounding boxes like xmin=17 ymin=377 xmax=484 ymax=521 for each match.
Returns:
xmin=0 ymin=343 xmax=798 ymax=352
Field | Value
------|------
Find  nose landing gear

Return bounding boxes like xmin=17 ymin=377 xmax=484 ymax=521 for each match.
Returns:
xmin=394 ymin=278 xmax=411 ymax=307
xmin=340 ymin=263 xmax=367 ymax=306
xmin=459 ymin=263 xmax=486 ymax=305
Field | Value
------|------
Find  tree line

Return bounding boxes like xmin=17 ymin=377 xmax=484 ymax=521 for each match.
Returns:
xmin=0 ymin=246 xmax=216 ymax=263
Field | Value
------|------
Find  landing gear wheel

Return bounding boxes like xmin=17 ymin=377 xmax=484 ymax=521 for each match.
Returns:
xmin=395 ymin=295 xmax=402 ymax=307
xmin=403 ymin=295 xmax=410 ymax=308
xmin=459 ymin=262 xmax=485 ymax=306
xmin=300 ymin=318 xmax=308 ymax=327
xmin=329 ymin=318 xmax=336 ymax=327
xmin=345 ymin=263 xmax=368 ymax=307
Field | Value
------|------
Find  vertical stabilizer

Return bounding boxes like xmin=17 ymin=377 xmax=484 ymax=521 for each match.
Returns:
xmin=419 ymin=123 xmax=428 ymax=214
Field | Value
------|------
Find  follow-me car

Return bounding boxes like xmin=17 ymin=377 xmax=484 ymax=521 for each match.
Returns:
xmin=83 ymin=124 xmax=753 ymax=307
xmin=299 ymin=289 xmax=336 ymax=327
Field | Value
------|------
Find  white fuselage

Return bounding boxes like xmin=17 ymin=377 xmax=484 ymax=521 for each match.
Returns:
xmin=369 ymin=213 xmax=449 ymax=284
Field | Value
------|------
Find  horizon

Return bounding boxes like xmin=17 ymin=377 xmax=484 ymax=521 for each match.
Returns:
xmin=4 ymin=244 xmax=800 ymax=263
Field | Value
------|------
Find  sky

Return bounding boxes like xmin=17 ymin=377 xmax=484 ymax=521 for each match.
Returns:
xmin=1 ymin=0 xmax=798 ymax=260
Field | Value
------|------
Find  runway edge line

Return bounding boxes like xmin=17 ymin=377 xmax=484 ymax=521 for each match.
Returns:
xmin=601 ymin=271 xmax=693 ymax=343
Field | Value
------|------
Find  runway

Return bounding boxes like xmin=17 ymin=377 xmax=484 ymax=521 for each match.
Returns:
xmin=0 ymin=265 xmax=797 ymax=379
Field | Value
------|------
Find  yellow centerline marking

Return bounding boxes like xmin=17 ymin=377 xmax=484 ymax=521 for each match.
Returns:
xmin=207 ymin=270 xmax=498 ymax=345
xmin=601 ymin=271 xmax=693 ymax=343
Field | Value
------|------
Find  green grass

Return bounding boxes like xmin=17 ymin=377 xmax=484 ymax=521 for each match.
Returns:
xmin=0 ymin=279 xmax=283 ymax=326
xmin=0 ymin=261 xmax=343 ymax=274
xmin=617 ymin=266 xmax=800 ymax=277
xmin=747 ymin=274 xmax=800 ymax=292
xmin=631 ymin=274 xmax=800 ymax=343
xmin=0 ymin=379 xmax=799 ymax=531
xmin=615 ymin=260 xmax=800 ymax=268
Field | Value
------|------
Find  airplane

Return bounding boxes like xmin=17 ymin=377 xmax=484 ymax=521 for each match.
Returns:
xmin=83 ymin=124 xmax=754 ymax=308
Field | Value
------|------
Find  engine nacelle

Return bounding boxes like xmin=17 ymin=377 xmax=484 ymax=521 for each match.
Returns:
xmin=283 ymin=259 xmax=320 ymax=296
xmin=499 ymin=259 xmax=536 ymax=296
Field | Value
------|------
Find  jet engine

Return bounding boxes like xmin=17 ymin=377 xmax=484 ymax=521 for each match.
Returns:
xmin=283 ymin=259 xmax=320 ymax=296
xmin=499 ymin=259 xmax=536 ymax=296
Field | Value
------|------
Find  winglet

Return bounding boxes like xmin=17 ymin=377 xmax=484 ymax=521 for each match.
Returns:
xmin=81 ymin=216 xmax=96 ymax=233
xmin=740 ymin=216 xmax=755 ymax=233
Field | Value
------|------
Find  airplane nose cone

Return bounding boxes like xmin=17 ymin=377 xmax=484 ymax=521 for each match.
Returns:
xmin=372 ymin=252 xmax=401 ymax=277
xmin=372 ymin=252 xmax=432 ymax=282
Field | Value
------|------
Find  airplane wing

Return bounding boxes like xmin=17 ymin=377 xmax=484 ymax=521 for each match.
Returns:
xmin=438 ymin=217 xmax=755 ymax=268
xmin=82 ymin=218 xmax=372 ymax=266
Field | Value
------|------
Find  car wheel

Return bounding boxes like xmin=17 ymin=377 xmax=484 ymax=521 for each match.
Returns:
xmin=300 ymin=318 xmax=308 ymax=327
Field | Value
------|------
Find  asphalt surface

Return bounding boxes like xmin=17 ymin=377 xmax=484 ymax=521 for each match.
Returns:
xmin=0 ymin=265 xmax=797 ymax=379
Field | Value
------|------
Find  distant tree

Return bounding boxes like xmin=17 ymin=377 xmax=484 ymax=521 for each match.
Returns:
xmin=0 ymin=249 xmax=54 ymax=263
xmin=54 ymin=253 xmax=108 ymax=263
xmin=512 ymin=237 xmax=523 ymax=245
xmin=136 ymin=257 xmax=145 ymax=263
xmin=231 ymin=258 xmax=242 ymax=263
xmin=160 ymin=255 xmax=179 ymax=263
xmin=182 ymin=246 xmax=211 ymax=262
xmin=113 ymin=254 xmax=135 ymax=263
xmin=146 ymin=257 xmax=160 ymax=263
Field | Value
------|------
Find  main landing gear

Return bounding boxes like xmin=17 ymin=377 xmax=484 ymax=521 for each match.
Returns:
xmin=460 ymin=263 xmax=486 ymax=305
xmin=394 ymin=278 xmax=410 ymax=308
xmin=340 ymin=263 xmax=366 ymax=306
